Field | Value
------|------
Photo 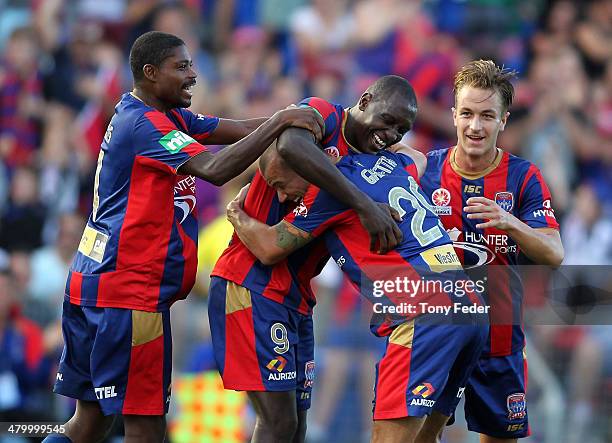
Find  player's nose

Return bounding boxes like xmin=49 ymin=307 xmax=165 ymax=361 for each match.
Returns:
xmin=469 ymin=117 xmax=482 ymax=131
xmin=277 ymin=191 xmax=288 ymax=203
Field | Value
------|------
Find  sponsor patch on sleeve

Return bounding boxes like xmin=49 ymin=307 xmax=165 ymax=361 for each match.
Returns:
xmin=159 ymin=130 xmax=196 ymax=154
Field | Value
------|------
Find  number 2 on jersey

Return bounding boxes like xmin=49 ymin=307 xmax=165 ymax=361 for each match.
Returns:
xmin=388 ymin=176 xmax=443 ymax=247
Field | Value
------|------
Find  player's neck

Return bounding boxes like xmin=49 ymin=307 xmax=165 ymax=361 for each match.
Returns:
xmin=131 ymin=88 xmax=172 ymax=112
xmin=343 ymin=108 xmax=362 ymax=153
xmin=453 ymin=145 xmax=500 ymax=174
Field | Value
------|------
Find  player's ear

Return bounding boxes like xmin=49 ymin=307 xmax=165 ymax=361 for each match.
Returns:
xmin=142 ymin=64 xmax=157 ymax=82
xmin=451 ymin=107 xmax=458 ymax=127
xmin=358 ymin=92 xmax=372 ymax=111
xmin=499 ymin=110 xmax=510 ymax=131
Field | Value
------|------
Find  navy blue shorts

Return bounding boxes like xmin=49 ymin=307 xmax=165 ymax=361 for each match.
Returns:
xmin=463 ymin=349 xmax=530 ymax=438
xmin=54 ymin=301 xmax=172 ymax=416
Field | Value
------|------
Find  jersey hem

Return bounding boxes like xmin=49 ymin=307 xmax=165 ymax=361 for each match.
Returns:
xmin=210 ymin=274 xmax=314 ymax=316
xmin=65 ymin=294 xmax=171 ymax=313
xmin=373 ymin=409 xmax=431 ymax=420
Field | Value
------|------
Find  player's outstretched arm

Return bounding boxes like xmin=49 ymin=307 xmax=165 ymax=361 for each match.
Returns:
xmin=178 ymin=107 xmax=323 ymax=185
xmin=226 ymin=185 xmax=311 ymax=265
xmin=203 ymin=118 xmax=268 ymax=145
xmin=275 ymin=127 xmax=403 ymax=254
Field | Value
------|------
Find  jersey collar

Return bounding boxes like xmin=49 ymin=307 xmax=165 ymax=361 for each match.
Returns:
xmin=341 ymin=108 xmax=360 ymax=153
xmin=449 ymin=146 xmax=503 ymax=179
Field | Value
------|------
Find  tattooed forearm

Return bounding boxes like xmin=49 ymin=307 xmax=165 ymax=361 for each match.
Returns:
xmin=275 ymin=222 xmax=312 ymax=251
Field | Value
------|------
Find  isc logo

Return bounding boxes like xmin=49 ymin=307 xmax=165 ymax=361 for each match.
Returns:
xmin=95 ymin=386 xmax=117 ymax=399
xmin=507 ymin=424 xmax=524 ymax=432
xmin=464 ymin=185 xmax=482 ymax=194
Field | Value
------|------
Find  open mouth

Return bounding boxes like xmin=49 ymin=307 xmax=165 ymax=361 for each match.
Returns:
xmin=182 ymin=82 xmax=195 ymax=97
xmin=373 ymin=132 xmax=386 ymax=150
xmin=466 ymin=134 xmax=485 ymax=143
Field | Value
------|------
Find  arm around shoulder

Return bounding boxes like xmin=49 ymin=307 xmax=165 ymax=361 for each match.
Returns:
xmin=389 ymin=143 xmax=427 ymax=179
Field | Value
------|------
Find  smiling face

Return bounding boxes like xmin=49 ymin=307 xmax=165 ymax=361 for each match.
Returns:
xmin=453 ymin=86 xmax=509 ymax=159
xmin=148 ymin=45 xmax=197 ymax=109
xmin=351 ymin=91 xmax=416 ymax=154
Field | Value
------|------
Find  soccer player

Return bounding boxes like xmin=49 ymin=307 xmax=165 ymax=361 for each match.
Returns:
xmin=42 ymin=32 xmax=401 ymax=443
xmin=417 ymin=60 xmax=564 ymax=443
xmin=209 ymin=76 xmax=424 ymax=443
xmin=225 ymin=145 xmax=489 ymax=443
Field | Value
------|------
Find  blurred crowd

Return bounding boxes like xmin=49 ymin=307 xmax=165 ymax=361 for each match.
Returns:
xmin=0 ymin=0 xmax=611 ymax=442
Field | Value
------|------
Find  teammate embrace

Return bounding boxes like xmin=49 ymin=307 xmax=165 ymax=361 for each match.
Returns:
xmin=217 ymin=60 xmax=562 ymax=443
xmin=45 ymin=30 xmax=563 ymax=443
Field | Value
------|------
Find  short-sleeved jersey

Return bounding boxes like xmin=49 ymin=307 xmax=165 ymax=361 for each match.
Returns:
xmin=66 ymin=93 xmax=219 ymax=312
xmin=212 ymin=96 xmax=422 ymax=315
xmin=285 ymin=150 xmax=479 ymax=336
xmin=420 ymin=147 xmax=559 ymax=356
xmin=212 ymin=97 xmax=349 ymax=315
xmin=211 ymin=171 xmax=329 ymax=314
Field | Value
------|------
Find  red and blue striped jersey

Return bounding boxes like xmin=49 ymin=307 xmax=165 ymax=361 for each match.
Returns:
xmin=212 ymin=97 xmax=353 ymax=315
xmin=66 ymin=93 xmax=219 ymax=312
xmin=285 ymin=150 xmax=480 ymax=337
xmin=211 ymin=171 xmax=329 ymax=315
xmin=298 ymin=97 xmax=355 ymax=159
xmin=420 ymin=147 xmax=559 ymax=356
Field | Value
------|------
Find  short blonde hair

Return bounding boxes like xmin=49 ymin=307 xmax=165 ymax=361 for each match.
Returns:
xmin=454 ymin=60 xmax=517 ymax=112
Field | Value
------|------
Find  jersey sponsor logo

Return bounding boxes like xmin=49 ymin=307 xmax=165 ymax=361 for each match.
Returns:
xmin=304 ymin=360 xmax=315 ymax=388
xmin=174 ymin=196 xmax=196 ymax=224
xmin=495 ymin=192 xmax=514 ymax=212
xmin=324 ymin=146 xmax=340 ymax=158
xmin=410 ymin=398 xmax=436 ymax=407
xmin=267 ymin=355 xmax=288 ymax=372
xmin=174 ymin=175 xmax=197 ymax=224
xmin=94 ymin=385 xmax=117 ymax=399
xmin=267 ymin=356 xmax=296 ymax=381
xmin=533 ymin=199 xmax=556 ymax=219
xmin=464 ymin=184 xmax=482 ymax=194
xmin=78 ymin=225 xmax=109 ymax=263
xmin=507 ymin=393 xmax=527 ymax=420
xmin=420 ymin=244 xmax=462 ymax=272
xmin=412 ymin=382 xmax=435 ymax=398
xmin=360 ymin=156 xmax=398 ymax=184
xmin=410 ymin=382 xmax=436 ymax=408
xmin=449 ymin=228 xmax=518 ymax=263
xmin=293 ymin=201 xmax=308 ymax=217
xmin=431 ymin=188 xmax=452 ymax=215
xmin=159 ymin=130 xmax=196 ymax=154
xmin=446 ymin=228 xmax=496 ymax=268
